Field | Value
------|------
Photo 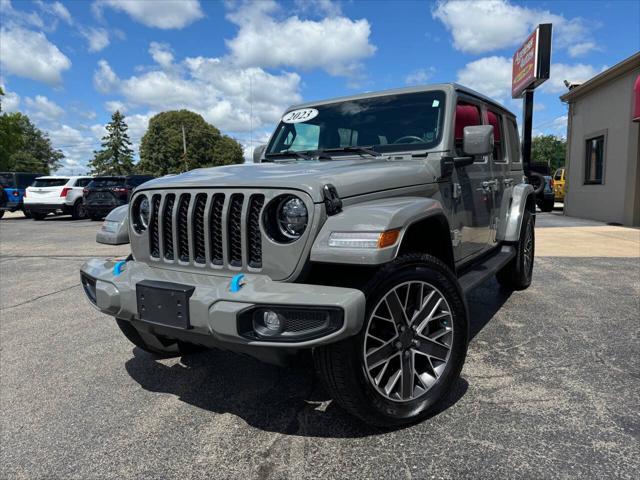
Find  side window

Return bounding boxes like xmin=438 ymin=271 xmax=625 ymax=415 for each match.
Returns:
xmin=585 ymin=135 xmax=606 ymax=184
xmin=454 ymin=102 xmax=482 ymax=159
xmin=554 ymin=170 xmax=562 ymax=181
xmin=506 ymin=118 xmax=521 ymax=164
xmin=487 ymin=110 xmax=505 ymax=163
xmin=75 ymin=178 xmax=90 ymax=187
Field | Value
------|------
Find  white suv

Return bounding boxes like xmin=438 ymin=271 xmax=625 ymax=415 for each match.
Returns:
xmin=24 ymin=176 xmax=93 ymax=220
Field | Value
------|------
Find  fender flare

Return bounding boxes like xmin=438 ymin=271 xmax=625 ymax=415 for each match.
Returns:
xmin=310 ymin=196 xmax=446 ymax=265
xmin=496 ymin=183 xmax=535 ymax=243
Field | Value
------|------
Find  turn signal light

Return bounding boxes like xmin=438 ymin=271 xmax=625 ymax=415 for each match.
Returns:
xmin=378 ymin=229 xmax=401 ymax=248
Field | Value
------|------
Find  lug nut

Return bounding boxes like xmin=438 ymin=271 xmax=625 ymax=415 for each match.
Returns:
xmin=412 ymin=339 xmax=421 ymax=347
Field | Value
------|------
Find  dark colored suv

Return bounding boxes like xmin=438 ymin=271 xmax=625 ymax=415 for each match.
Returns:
xmin=0 ymin=172 xmax=45 ymax=219
xmin=83 ymin=175 xmax=154 ymax=220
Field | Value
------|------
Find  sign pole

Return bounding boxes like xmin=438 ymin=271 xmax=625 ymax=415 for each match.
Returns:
xmin=522 ymin=90 xmax=534 ymax=176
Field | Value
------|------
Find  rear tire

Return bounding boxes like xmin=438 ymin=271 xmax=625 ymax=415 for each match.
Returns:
xmin=314 ymin=253 xmax=468 ymax=427
xmin=31 ymin=212 xmax=47 ymax=220
xmin=72 ymin=200 xmax=88 ymax=220
xmin=0 ymin=210 xmax=4 ymax=219
xmin=540 ymin=198 xmax=554 ymax=212
xmin=115 ymin=319 xmax=203 ymax=358
xmin=497 ymin=209 xmax=535 ymax=290
xmin=22 ymin=209 xmax=32 ymax=219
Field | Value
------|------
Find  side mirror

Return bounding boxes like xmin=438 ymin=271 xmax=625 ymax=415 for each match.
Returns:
xmin=463 ymin=125 xmax=494 ymax=156
xmin=253 ymin=144 xmax=267 ymax=163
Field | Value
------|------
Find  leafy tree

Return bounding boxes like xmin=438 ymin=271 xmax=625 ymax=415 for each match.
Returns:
xmin=138 ymin=110 xmax=243 ymax=176
xmin=532 ymin=134 xmax=566 ymax=173
xmin=0 ymin=112 xmax=63 ymax=173
xmin=89 ymin=111 xmax=135 ymax=175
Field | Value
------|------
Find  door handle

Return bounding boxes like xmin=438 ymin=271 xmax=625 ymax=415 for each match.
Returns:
xmin=503 ymin=178 xmax=514 ymax=187
xmin=481 ymin=180 xmax=498 ymax=191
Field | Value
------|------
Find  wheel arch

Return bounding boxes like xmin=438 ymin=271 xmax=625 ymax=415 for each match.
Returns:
xmin=496 ymin=183 xmax=536 ymax=243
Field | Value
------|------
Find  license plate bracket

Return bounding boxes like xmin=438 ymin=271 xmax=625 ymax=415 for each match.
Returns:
xmin=136 ymin=280 xmax=195 ymax=329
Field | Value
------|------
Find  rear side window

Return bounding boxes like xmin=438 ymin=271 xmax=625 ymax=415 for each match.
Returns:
xmin=454 ymin=102 xmax=482 ymax=159
xmin=554 ymin=169 xmax=563 ymax=181
xmin=506 ymin=118 xmax=521 ymax=164
xmin=0 ymin=173 xmax=14 ymax=188
xmin=88 ymin=177 xmax=125 ymax=188
xmin=487 ymin=110 xmax=505 ymax=163
xmin=74 ymin=178 xmax=92 ymax=187
xmin=33 ymin=178 xmax=69 ymax=187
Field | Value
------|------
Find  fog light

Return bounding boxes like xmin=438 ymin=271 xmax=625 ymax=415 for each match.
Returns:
xmin=253 ymin=309 xmax=284 ymax=337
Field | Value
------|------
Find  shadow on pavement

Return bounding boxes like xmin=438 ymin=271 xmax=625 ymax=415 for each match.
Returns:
xmin=125 ymin=345 xmax=469 ymax=438
xmin=466 ymin=278 xmax=513 ymax=340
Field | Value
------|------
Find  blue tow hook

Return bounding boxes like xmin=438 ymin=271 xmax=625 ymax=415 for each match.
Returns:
xmin=113 ymin=260 xmax=127 ymax=276
xmin=230 ymin=273 xmax=245 ymax=292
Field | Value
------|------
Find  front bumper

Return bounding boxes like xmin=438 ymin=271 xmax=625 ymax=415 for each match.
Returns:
xmin=81 ymin=258 xmax=366 ymax=360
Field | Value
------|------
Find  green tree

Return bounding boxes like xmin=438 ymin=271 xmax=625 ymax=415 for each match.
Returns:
xmin=138 ymin=110 xmax=244 ymax=176
xmin=532 ymin=134 xmax=566 ymax=173
xmin=0 ymin=112 xmax=63 ymax=173
xmin=89 ymin=111 xmax=135 ymax=175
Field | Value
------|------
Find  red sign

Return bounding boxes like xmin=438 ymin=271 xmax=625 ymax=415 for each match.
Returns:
xmin=512 ymin=30 xmax=538 ymax=98
xmin=512 ymin=24 xmax=551 ymax=98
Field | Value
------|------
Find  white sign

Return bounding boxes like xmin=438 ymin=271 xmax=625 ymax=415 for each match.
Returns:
xmin=282 ymin=108 xmax=319 ymax=124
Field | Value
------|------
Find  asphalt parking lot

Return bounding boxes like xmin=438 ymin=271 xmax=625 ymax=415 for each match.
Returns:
xmin=1 ymin=210 xmax=639 ymax=479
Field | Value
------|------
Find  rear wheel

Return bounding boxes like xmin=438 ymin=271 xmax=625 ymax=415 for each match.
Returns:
xmin=72 ymin=200 xmax=88 ymax=220
xmin=0 ymin=210 xmax=4 ymax=219
xmin=22 ymin=209 xmax=32 ymax=219
xmin=540 ymin=198 xmax=554 ymax=212
xmin=31 ymin=212 xmax=47 ymax=220
xmin=314 ymin=254 xmax=468 ymax=427
xmin=497 ymin=209 xmax=535 ymax=290
xmin=115 ymin=319 xmax=203 ymax=358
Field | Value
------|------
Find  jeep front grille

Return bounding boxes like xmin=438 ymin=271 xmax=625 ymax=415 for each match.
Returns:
xmin=147 ymin=191 xmax=265 ymax=270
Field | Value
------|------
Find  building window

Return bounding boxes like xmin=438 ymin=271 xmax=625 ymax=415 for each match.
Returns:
xmin=585 ymin=135 xmax=605 ymax=184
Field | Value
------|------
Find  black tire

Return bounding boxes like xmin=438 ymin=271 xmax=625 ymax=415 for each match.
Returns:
xmin=72 ymin=200 xmax=88 ymax=220
xmin=540 ymin=198 xmax=554 ymax=212
xmin=497 ymin=209 xmax=535 ymax=290
xmin=0 ymin=210 xmax=4 ymax=219
xmin=115 ymin=318 xmax=203 ymax=358
xmin=529 ymin=172 xmax=545 ymax=195
xmin=31 ymin=212 xmax=47 ymax=220
xmin=22 ymin=209 xmax=32 ymax=219
xmin=314 ymin=253 xmax=468 ymax=427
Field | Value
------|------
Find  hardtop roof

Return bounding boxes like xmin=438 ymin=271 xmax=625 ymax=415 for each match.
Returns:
xmin=286 ymin=83 xmax=516 ymax=118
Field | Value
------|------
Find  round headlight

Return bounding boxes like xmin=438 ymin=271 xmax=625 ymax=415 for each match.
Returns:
xmin=277 ymin=196 xmax=308 ymax=239
xmin=133 ymin=195 xmax=150 ymax=233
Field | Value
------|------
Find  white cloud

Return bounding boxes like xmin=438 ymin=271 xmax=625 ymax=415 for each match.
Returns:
xmin=456 ymin=56 xmax=512 ymax=101
xmin=541 ymin=63 xmax=606 ymax=93
xmin=1 ymin=85 xmax=20 ymax=112
xmin=568 ymin=41 xmax=598 ymax=58
xmin=0 ymin=0 xmax=44 ymax=29
xmin=225 ymin=0 xmax=376 ymax=77
xmin=95 ymin=0 xmax=203 ymax=29
xmin=37 ymin=1 xmax=72 ymax=25
xmin=24 ymin=95 xmax=64 ymax=122
xmin=105 ymin=100 xmax=128 ymax=113
xmin=294 ymin=0 xmax=342 ymax=17
xmin=0 ymin=27 xmax=71 ymax=85
xmin=48 ymin=124 xmax=100 ymax=174
xmin=149 ymin=42 xmax=174 ymax=69
xmin=97 ymin=46 xmax=303 ymax=135
xmin=433 ymin=0 xmax=595 ymax=55
xmin=93 ymin=59 xmax=120 ymax=93
xmin=81 ymin=27 xmax=110 ymax=52
xmin=405 ymin=68 xmax=436 ymax=86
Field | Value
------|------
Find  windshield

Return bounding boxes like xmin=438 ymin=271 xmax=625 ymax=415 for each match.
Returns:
xmin=33 ymin=178 xmax=69 ymax=187
xmin=88 ymin=177 xmax=125 ymax=188
xmin=0 ymin=173 xmax=14 ymax=188
xmin=267 ymin=90 xmax=446 ymax=157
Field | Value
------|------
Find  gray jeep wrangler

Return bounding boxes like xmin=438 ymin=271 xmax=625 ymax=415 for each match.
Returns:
xmin=81 ymin=84 xmax=535 ymax=427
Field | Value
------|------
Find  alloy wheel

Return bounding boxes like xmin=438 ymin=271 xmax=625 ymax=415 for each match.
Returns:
xmin=363 ymin=281 xmax=453 ymax=402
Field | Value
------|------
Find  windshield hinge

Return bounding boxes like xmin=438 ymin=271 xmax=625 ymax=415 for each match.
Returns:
xmin=323 ymin=184 xmax=342 ymax=216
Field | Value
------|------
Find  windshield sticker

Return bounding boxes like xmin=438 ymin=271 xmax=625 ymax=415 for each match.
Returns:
xmin=432 ymin=99 xmax=440 ymax=107
xmin=282 ymin=108 xmax=319 ymax=124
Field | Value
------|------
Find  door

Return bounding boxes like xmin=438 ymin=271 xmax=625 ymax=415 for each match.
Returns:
xmin=450 ymin=101 xmax=493 ymax=260
xmin=487 ymin=109 xmax=509 ymax=246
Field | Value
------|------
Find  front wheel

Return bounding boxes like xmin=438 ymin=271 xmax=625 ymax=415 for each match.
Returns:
xmin=115 ymin=319 xmax=203 ymax=358
xmin=72 ymin=200 xmax=88 ymax=220
xmin=314 ymin=254 xmax=468 ymax=427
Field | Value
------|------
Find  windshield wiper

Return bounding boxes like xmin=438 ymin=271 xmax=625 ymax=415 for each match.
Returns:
xmin=319 ymin=146 xmax=381 ymax=157
xmin=264 ymin=150 xmax=313 ymax=161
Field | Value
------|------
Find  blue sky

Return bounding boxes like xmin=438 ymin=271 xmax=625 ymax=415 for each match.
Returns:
xmin=1 ymin=0 xmax=638 ymax=174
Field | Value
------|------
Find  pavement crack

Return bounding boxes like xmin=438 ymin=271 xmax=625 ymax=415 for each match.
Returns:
xmin=1 ymin=284 xmax=80 ymax=310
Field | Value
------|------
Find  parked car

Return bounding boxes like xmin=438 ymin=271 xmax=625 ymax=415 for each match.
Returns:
xmin=528 ymin=164 xmax=555 ymax=212
xmin=0 ymin=172 xmax=44 ymax=219
xmin=83 ymin=175 xmax=154 ymax=220
xmin=81 ymin=83 xmax=536 ymax=427
xmin=24 ymin=176 xmax=93 ymax=220
xmin=553 ymin=167 xmax=565 ymax=202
